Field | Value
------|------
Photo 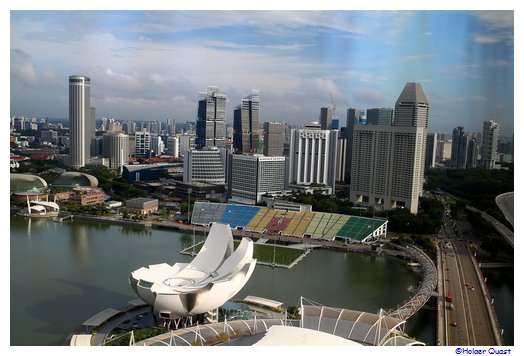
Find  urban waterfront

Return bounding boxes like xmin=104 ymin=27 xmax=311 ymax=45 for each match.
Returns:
xmin=10 ymin=214 xmax=512 ymax=346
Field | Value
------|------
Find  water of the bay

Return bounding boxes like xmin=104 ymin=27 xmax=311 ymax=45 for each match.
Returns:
xmin=9 ymin=215 xmax=454 ymax=346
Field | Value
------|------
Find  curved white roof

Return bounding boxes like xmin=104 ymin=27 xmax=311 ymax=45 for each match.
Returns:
xmin=253 ymin=325 xmax=361 ymax=346
xmin=30 ymin=201 xmax=59 ymax=210
xmin=130 ymin=222 xmax=257 ymax=319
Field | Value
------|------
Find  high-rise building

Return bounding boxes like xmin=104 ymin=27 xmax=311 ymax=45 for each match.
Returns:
xmin=233 ymin=91 xmax=260 ymax=153
xmin=393 ymin=82 xmax=429 ymax=128
xmin=263 ymin=121 xmax=285 ymax=157
xmin=480 ymin=120 xmax=500 ymax=169
xmin=349 ymin=82 xmax=428 ymax=214
xmin=166 ymin=118 xmax=176 ymax=135
xmin=179 ymin=134 xmax=196 ymax=157
xmin=367 ymin=108 xmax=393 ymax=126
xmin=230 ymin=154 xmax=286 ymax=205
xmin=336 ymin=137 xmax=347 ymax=182
xmin=196 ymin=86 xmax=227 ymax=149
xmin=135 ymin=131 xmax=151 ymax=157
xmin=425 ymin=132 xmax=437 ymax=171
xmin=69 ymin=75 xmax=93 ymax=168
xmin=319 ymin=107 xmax=333 ymax=130
xmin=151 ymin=135 xmax=165 ymax=156
xmin=466 ymin=134 xmax=480 ymax=169
xmin=343 ymin=107 xmax=359 ymax=183
xmin=451 ymin=126 xmax=466 ymax=168
xmin=107 ymin=132 xmax=129 ymax=172
xmin=183 ymin=148 xmax=226 ymax=184
xmin=288 ymin=127 xmax=339 ymax=194
xmin=166 ymin=136 xmax=180 ymax=157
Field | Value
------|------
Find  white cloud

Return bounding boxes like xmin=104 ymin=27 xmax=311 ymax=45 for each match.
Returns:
xmin=352 ymin=88 xmax=385 ymax=107
xmin=11 ymin=49 xmax=38 ymax=87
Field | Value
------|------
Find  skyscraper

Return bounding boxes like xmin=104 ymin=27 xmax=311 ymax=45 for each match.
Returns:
xmin=69 ymin=75 xmax=92 ymax=168
xmin=108 ymin=132 xmax=129 ymax=172
xmin=135 ymin=131 xmax=151 ymax=157
xmin=393 ymin=82 xmax=429 ymax=128
xmin=233 ymin=91 xmax=260 ymax=153
xmin=263 ymin=121 xmax=285 ymax=157
xmin=166 ymin=136 xmax=180 ymax=157
xmin=366 ymin=108 xmax=394 ymax=126
xmin=349 ymin=82 xmax=428 ymax=214
xmin=451 ymin=126 xmax=469 ymax=169
xmin=288 ymin=127 xmax=339 ymax=194
xmin=319 ymin=107 xmax=333 ymax=130
xmin=425 ymin=132 xmax=437 ymax=171
xmin=230 ymin=154 xmax=286 ymax=205
xmin=183 ymin=148 xmax=226 ymax=184
xmin=343 ymin=107 xmax=359 ymax=183
xmin=196 ymin=86 xmax=227 ymax=149
xmin=480 ymin=120 xmax=500 ymax=169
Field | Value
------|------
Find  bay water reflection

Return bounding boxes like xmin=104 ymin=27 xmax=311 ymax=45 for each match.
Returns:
xmin=10 ymin=215 xmax=448 ymax=345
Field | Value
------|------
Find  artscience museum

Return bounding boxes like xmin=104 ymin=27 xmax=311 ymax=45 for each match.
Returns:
xmin=129 ymin=222 xmax=257 ymax=321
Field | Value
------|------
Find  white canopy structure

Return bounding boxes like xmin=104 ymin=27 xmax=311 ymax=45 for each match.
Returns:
xmin=130 ymin=223 xmax=257 ymax=320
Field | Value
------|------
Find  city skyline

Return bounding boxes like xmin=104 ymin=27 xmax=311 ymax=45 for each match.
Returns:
xmin=10 ymin=9 xmax=514 ymax=136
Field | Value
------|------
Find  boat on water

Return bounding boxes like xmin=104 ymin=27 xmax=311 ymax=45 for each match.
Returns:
xmin=407 ymin=261 xmax=421 ymax=267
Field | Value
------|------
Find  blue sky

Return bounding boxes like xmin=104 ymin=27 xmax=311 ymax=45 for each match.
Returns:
xmin=10 ymin=9 xmax=515 ymax=136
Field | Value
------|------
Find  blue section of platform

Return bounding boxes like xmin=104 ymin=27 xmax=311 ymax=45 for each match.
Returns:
xmin=218 ymin=204 xmax=260 ymax=228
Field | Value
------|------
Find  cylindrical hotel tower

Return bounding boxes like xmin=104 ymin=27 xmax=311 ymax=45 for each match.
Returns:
xmin=69 ymin=75 xmax=91 ymax=169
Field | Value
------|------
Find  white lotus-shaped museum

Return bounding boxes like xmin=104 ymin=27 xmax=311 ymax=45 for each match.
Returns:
xmin=129 ymin=223 xmax=257 ymax=320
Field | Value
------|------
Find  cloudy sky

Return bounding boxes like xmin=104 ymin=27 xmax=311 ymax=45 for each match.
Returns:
xmin=10 ymin=9 xmax=514 ymax=136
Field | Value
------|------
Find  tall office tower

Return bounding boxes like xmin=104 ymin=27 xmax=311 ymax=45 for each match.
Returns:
xmin=425 ymin=132 xmax=437 ymax=171
xmin=107 ymin=132 xmax=129 ymax=172
xmin=151 ymin=135 xmax=165 ymax=156
xmin=394 ymin=82 xmax=428 ymax=194
xmin=466 ymin=134 xmax=480 ymax=169
xmin=233 ymin=91 xmax=260 ymax=153
xmin=288 ymin=128 xmax=339 ymax=194
xmin=122 ymin=121 xmax=136 ymax=135
xmin=440 ymin=140 xmax=452 ymax=162
xmin=480 ymin=120 xmax=500 ymax=169
xmin=393 ymin=82 xmax=429 ymax=128
xmin=100 ymin=117 xmax=108 ymax=131
xmin=349 ymin=83 xmax=428 ymax=214
xmin=89 ymin=107 xmax=96 ymax=156
xmin=336 ymin=137 xmax=347 ymax=182
xmin=69 ymin=75 xmax=92 ymax=168
xmin=343 ymin=107 xmax=359 ymax=183
xmin=367 ymin=108 xmax=394 ymax=126
xmin=166 ymin=118 xmax=176 ymax=135
xmin=179 ymin=134 xmax=196 ymax=157
xmin=135 ymin=131 xmax=151 ymax=157
xmin=319 ymin=107 xmax=333 ymax=130
xmin=183 ymin=148 xmax=226 ymax=184
xmin=196 ymin=86 xmax=227 ymax=149
xmin=166 ymin=135 xmax=179 ymax=157
xmin=263 ymin=121 xmax=285 ymax=156
xmin=230 ymin=154 xmax=286 ymax=205
xmin=451 ymin=126 xmax=471 ymax=169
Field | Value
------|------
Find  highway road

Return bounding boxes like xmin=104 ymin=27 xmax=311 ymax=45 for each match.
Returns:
xmin=437 ymin=202 xmax=502 ymax=346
